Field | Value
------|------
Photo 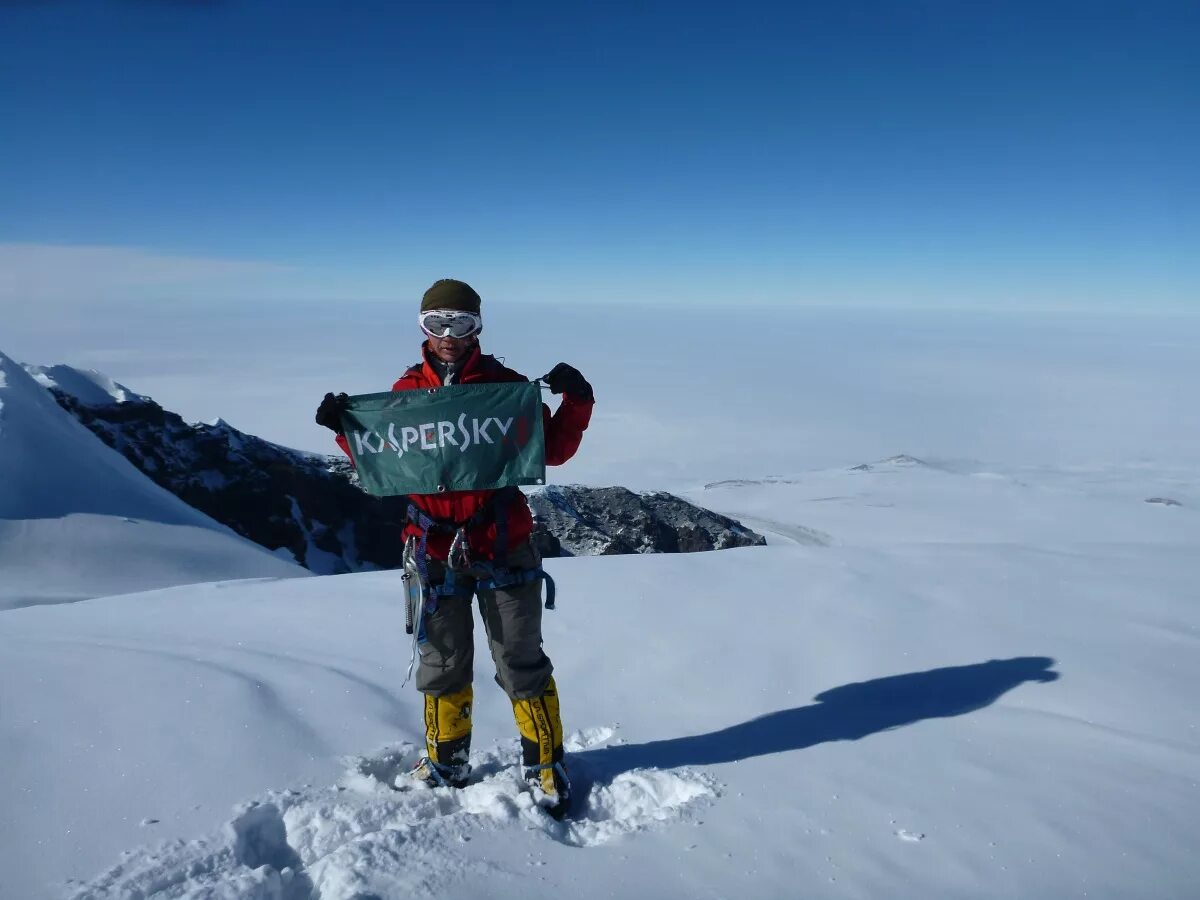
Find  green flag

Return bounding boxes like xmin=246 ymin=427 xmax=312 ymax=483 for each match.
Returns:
xmin=340 ymin=381 xmax=546 ymax=496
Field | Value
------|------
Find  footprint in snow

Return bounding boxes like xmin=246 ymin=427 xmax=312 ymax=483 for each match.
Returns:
xmin=68 ymin=726 xmax=715 ymax=900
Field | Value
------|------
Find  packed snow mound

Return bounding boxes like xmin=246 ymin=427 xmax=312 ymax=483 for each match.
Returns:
xmin=22 ymin=362 xmax=150 ymax=407
xmin=0 ymin=351 xmax=304 ymax=609
xmin=69 ymin=732 xmax=715 ymax=900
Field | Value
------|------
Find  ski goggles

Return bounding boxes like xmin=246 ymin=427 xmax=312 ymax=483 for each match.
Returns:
xmin=419 ymin=309 xmax=482 ymax=339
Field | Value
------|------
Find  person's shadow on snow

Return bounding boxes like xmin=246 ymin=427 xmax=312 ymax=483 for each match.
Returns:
xmin=576 ymin=656 xmax=1059 ymax=781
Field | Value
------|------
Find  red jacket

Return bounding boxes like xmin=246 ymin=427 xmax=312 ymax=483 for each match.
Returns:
xmin=336 ymin=343 xmax=593 ymax=562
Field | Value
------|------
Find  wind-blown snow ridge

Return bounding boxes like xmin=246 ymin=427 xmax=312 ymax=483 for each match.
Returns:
xmin=68 ymin=729 xmax=715 ymax=900
xmin=22 ymin=363 xmax=150 ymax=407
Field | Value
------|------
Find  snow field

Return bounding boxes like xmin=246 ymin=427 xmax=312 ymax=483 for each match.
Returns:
xmin=4 ymin=461 xmax=1198 ymax=900
xmin=3 ymin=343 xmax=1199 ymax=900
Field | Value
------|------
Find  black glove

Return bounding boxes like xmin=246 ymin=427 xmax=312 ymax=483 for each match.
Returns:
xmin=542 ymin=362 xmax=593 ymax=402
xmin=315 ymin=392 xmax=350 ymax=434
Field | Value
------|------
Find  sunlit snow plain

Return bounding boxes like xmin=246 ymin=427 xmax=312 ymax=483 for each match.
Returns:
xmin=2 ymin=306 xmax=1198 ymax=899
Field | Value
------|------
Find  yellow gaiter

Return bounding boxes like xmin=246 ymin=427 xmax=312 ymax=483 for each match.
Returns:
xmin=510 ymin=677 xmax=564 ymax=794
xmin=423 ymin=684 xmax=473 ymax=767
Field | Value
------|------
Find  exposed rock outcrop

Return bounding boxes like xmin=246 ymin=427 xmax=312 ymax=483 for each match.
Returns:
xmin=528 ymin=485 xmax=766 ymax=557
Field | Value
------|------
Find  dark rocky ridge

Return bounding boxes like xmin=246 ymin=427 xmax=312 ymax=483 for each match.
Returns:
xmin=51 ymin=391 xmax=408 ymax=573
xmin=527 ymin=485 xmax=764 ymax=556
xmin=50 ymin=391 xmax=765 ymax=572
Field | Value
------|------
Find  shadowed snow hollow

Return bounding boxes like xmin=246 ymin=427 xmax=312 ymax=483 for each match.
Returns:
xmin=0 ymin=351 xmax=304 ymax=610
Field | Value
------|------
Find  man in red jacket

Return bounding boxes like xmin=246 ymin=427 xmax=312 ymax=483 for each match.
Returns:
xmin=315 ymin=279 xmax=592 ymax=819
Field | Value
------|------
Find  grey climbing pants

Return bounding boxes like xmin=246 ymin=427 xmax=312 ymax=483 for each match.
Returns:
xmin=415 ymin=541 xmax=554 ymax=701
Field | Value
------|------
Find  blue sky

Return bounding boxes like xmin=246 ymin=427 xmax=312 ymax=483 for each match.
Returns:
xmin=1 ymin=0 xmax=1196 ymax=311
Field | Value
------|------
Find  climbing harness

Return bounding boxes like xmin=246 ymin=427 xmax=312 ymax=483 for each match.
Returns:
xmin=399 ymin=486 xmax=557 ymax=688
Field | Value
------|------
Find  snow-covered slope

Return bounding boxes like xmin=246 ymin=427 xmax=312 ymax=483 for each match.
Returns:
xmin=1 ymin=461 xmax=1196 ymax=899
xmin=0 ymin=351 xmax=304 ymax=609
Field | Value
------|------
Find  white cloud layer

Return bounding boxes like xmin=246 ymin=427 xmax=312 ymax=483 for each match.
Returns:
xmin=6 ymin=301 xmax=1199 ymax=488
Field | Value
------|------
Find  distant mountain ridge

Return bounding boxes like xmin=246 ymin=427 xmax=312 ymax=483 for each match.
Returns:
xmin=32 ymin=363 xmax=765 ymax=573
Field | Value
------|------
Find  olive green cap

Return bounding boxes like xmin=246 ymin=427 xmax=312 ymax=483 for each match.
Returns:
xmin=420 ymin=279 xmax=481 ymax=314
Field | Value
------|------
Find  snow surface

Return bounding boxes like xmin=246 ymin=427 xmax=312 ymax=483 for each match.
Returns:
xmin=0 ymin=351 xmax=304 ymax=610
xmin=3 ymin=313 xmax=1199 ymax=898
xmin=2 ymin=457 xmax=1198 ymax=899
